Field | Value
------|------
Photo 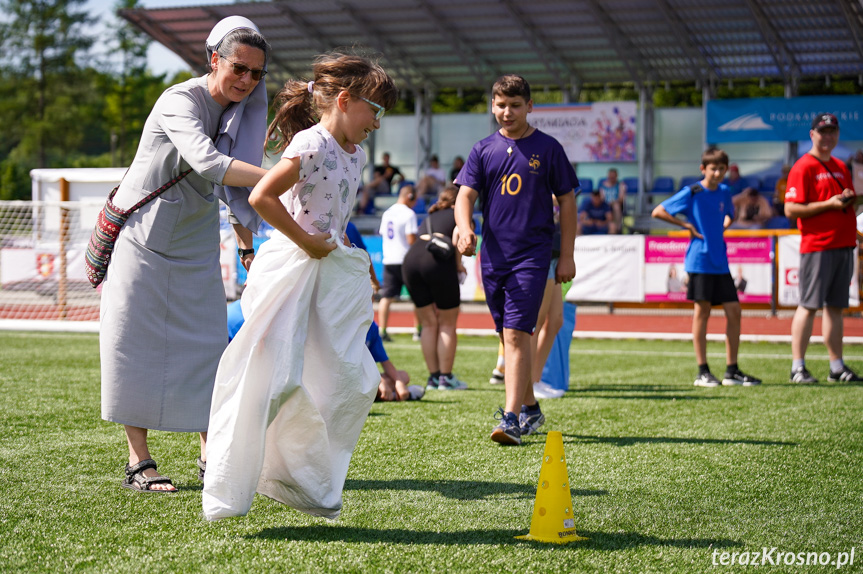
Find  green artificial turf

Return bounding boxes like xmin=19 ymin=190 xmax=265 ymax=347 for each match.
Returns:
xmin=1 ymin=331 xmax=861 ymax=573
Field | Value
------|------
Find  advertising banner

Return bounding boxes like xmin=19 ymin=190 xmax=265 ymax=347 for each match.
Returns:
xmin=706 ymin=95 xmax=863 ymax=142
xmin=644 ymin=237 xmax=689 ymax=302
xmin=644 ymin=237 xmax=773 ymax=303
xmin=777 ymin=235 xmax=859 ymax=307
xmin=566 ymin=235 xmax=644 ymax=302
xmin=531 ymin=102 xmax=637 ymax=163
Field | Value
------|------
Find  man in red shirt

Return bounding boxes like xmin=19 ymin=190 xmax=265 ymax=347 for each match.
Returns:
xmin=784 ymin=113 xmax=860 ymax=383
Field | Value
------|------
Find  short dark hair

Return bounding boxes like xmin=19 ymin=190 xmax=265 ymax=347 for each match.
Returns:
xmin=492 ymin=74 xmax=531 ymax=101
xmin=701 ymin=147 xmax=729 ymax=168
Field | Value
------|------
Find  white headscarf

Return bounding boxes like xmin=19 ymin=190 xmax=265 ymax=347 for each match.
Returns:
xmin=207 ymin=16 xmax=267 ymax=233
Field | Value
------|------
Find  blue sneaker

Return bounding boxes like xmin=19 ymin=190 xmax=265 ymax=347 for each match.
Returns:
xmin=426 ymin=374 xmax=439 ymax=390
xmin=438 ymin=373 xmax=468 ymax=391
xmin=491 ymin=407 xmax=521 ymax=445
xmin=519 ymin=405 xmax=545 ymax=436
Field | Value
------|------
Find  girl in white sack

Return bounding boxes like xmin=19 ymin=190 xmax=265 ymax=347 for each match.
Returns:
xmin=202 ymin=53 xmax=398 ymax=520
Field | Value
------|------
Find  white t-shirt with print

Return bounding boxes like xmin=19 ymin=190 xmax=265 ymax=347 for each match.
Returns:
xmin=280 ymin=123 xmax=365 ymax=239
xmin=379 ymin=203 xmax=418 ymax=265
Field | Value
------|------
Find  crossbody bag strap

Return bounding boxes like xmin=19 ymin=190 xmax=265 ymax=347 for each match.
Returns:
xmin=127 ymin=168 xmax=194 ymax=212
xmin=813 ymin=156 xmax=847 ymax=193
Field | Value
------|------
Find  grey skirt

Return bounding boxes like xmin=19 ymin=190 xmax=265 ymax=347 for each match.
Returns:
xmin=100 ymin=186 xmax=227 ymax=432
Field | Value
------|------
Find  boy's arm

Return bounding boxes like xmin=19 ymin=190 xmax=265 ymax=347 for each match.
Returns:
xmin=455 ymin=185 xmax=479 ymax=256
xmin=380 ymin=359 xmax=399 ymax=384
xmin=556 ymin=190 xmax=577 ymax=284
xmin=651 ymin=203 xmax=704 ymax=239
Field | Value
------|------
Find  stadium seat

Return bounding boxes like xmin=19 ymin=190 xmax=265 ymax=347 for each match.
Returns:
xmin=765 ymin=216 xmax=791 ymax=229
xmin=413 ymin=197 xmax=427 ymax=214
xmin=577 ymin=178 xmax=593 ymax=194
xmin=741 ymin=176 xmax=761 ymax=191
xmin=622 ymin=177 xmax=639 ymax=195
xmin=650 ymin=176 xmax=675 ymax=194
xmin=761 ymin=174 xmax=780 ymax=192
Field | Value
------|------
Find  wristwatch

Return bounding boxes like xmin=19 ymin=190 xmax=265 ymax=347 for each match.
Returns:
xmin=237 ymin=248 xmax=255 ymax=257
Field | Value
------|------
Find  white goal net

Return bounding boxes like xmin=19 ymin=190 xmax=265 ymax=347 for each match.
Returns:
xmin=0 ymin=200 xmax=240 ymax=327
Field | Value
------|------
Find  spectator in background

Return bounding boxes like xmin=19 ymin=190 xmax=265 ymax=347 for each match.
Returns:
xmin=378 ymin=184 xmax=418 ymax=341
xmin=356 ymin=166 xmax=393 ymax=214
xmin=598 ymin=167 xmax=627 ymax=233
xmin=449 ymin=156 xmax=465 ymax=183
xmin=726 ymin=163 xmax=744 ymax=195
xmin=784 ymin=113 xmax=860 ymax=384
xmin=578 ymin=190 xmax=614 ymax=234
xmin=730 ymin=187 xmax=773 ymax=229
xmin=402 ymin=185 xmax=468 ymax=391
xmin=417 ymin=155 xmax=446 ymax=198
xmin=377 ymin=151 xmax=403 ymax=192
xmin=773 ymin=164 xmax=791 ymax=213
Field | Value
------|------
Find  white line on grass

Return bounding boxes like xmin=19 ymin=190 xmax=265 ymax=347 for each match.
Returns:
xmin=388 ymin=343 xmax=863 ymax=362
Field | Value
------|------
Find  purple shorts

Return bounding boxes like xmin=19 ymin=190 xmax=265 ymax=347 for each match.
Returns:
xmin=481 ymin=266 xmax=548 ymax=334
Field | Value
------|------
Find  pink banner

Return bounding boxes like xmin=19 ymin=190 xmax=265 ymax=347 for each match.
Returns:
xmin=644 ymin=237 xmax=773 ymax=303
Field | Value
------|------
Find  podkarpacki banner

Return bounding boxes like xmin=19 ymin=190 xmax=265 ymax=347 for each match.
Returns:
xmin=531 ymin=102 xmax=637 ymax=163
xmin=706 ymin=95 xmax=863 ymax=143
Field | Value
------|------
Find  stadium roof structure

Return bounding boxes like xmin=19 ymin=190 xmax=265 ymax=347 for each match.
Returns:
xmin=121 ymin=0 xmax=863 ymax=93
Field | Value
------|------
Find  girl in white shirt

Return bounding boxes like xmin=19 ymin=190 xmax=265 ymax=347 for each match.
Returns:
xmin=203 ymin=53 xmax=398 ymax=521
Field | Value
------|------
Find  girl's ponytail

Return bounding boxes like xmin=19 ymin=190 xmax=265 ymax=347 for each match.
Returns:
xmin=266 ymin=81 xmax=317 ymax=153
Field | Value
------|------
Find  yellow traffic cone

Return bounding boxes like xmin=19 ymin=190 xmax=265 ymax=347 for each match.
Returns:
xmin=516 ymin=430 xmax=587 ymax=543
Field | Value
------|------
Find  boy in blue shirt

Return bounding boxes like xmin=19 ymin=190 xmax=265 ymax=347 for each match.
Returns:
xmin=652 ymin=147 xmax=762 ymax=388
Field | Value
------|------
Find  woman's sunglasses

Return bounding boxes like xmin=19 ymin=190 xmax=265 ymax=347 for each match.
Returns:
xmin=221 ymin=57 xmax=267 ymax=81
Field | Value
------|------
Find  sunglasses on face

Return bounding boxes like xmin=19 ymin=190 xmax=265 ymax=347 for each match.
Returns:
xmin=359 ymin=96 xmax=386 ymax=120
xmin=221 ymin=57 xmax=267 ymax=81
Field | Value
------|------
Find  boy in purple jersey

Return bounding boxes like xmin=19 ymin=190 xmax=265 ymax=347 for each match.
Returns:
xmin=454 ymin=75 xmax=578 ymax=445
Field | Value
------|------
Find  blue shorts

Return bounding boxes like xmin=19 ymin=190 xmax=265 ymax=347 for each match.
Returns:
xmin=482 ymin=266 xmax=548 ymax=334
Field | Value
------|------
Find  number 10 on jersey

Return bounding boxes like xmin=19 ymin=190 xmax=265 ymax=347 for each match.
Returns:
xmin=500 ymin=174 xmax=522 ymax=196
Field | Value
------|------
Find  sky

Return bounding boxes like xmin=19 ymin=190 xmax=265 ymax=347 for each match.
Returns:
xmin=85 ymin=0 xmax=236 ymax=76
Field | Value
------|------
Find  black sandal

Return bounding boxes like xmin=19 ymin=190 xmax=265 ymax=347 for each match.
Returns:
xmin=121 ymin=459 xmax=177 ymax=493
xmin=196 ymin=457 xmax=206 ymax=482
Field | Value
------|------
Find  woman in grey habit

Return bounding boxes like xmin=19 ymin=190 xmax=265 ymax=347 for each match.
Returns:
xmin=99 ymin=16 xmax=269 ymax=492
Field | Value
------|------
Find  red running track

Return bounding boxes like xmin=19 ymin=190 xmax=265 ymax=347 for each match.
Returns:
xmin=381 ymin=305 xmax=863 ymax=338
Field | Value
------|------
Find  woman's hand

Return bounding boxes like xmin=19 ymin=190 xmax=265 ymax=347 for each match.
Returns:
xmin=239 ymin=252 xmax=255 ymax=271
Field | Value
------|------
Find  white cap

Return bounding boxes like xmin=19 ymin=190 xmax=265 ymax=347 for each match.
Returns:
xmin=206 ymin=15 xmax=260 ymax=53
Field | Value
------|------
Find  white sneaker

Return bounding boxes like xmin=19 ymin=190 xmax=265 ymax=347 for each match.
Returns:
xmin=489 ymin=368 xmax=505 ymax=385
xmin=693 ymin=372 xmax=721 ymax=387
xmin=407 ymin=385 xmax=425 ymax=400
xmin=533 ymin=381 xmax=565 ymax=399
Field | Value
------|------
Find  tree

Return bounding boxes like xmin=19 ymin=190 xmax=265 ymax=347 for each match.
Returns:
xmin=1 ymin=0 xmax=95 ymax=170
xmin=100 ymin=0 xmax=166 ymax=165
